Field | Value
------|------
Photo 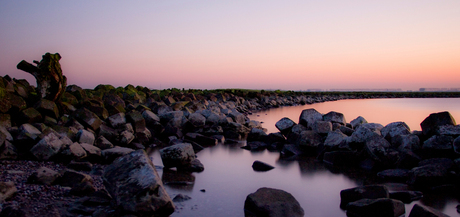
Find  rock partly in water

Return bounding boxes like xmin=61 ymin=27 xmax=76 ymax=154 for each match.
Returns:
xmin=408 ymin=204 xmax=449 ymax=217
xmin=340 ymin=185 xmax=389 ymax=209
xmin=244 ymin=187 xmax=304 ymax=217
xmin=252 ymin=160 xmax=275 ymax=172
xmin=346 ymin=198 xmax=405 ymax=217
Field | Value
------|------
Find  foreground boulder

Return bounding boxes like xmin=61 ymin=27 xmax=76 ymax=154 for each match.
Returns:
xmin=103 ymin=149 xmax=174 ymax=216
xmin=244 ymin=187 xmax=304 ymax=217
xmin=346 ymin=198 xmax=405 ymax=217
xmin=421 ymin=111 xmax=456 ymax=137
xmin=160 ymin=143 xmax=196 ymax=169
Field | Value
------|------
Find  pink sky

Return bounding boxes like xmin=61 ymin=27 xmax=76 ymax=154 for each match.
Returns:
xmin=1 ymin=1 xmax=459 ymax=90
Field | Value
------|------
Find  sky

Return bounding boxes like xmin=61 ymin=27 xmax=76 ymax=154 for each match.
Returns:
xmin=1 ymin=1 xmax=459 ymax=91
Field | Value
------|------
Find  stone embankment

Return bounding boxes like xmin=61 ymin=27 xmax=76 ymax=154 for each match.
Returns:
xmin=1 ymin=54 xmax=459 ymax=216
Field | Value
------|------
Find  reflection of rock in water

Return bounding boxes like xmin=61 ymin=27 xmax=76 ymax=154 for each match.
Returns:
xmin=297 ymin=157 xmax=326 ymax=176
xmin=162 ymin=169 xmax=195 ymax=191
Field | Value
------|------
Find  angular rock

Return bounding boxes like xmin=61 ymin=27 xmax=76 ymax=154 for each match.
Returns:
xmin=275 ymin=117 xmax=296 ymax=136
xmin=364 ymin=134 xmax=391 ymax=163
xmin=408 ymin=204 xmax=449 ymax=217
xmin=57 ymin=169 xmax=93 ymax=188
xmin=324 ymin=130 xmax=349 ymax=151
xmin=247 ymin=128 xmax=268 ymax=142
xmin=94 ymin=136 xmax=114 ymax=150
xmin=126 ymin=110 xmax=146 ymax=133
xmin=381 ymin=122 xmax=411 ymax=145
xmin=107 ymin=112 xmax=126 ymax=128
xmin=185 ymin=133 xmax=217 ymax=147
xmin=34 ymin=99 xmax=59 ymax=119
xmin=299 ymin=108 xmax=322 ymax=128
xmin=18 ymin=107 xmax=42 ymax=124
xmin=228 ymin=111 xmax=246 ymax=125
xmin=436 ymin=124 xmax=460 ymax=137
xmin=346 ymin=198 xmax=405 ymax=217
xmin=80 ymin=143 xmax=102 ymax=158
xmin=118 ymin=130 xmax=135 ymax=146
xmin=142 ymin=110 xmax=160 ymax=127
xmin=60 ymin=142 xmax=87 ymax=161
xmin=244 ymin=187 xmax=304 ymax=217
xmin=0 ymin=140 xmax=17 ymax=160
xmin=323 ymin=111 xmax=346 ymax=125
xmin=74 ymin=107 xmax=103 ymax=131
xmin=312 ymin=120 xmax=332 ymax=135
xmin=76 ymin=129 xmax=95 ymax=145
xmin=160 ymin=143 xmax=196 ymax=169
xmin=422 ymin=135 xmax=454 ymax=157
xmin=101 ymin=146 xmax=135 ymax=163
xmin=377 ymin=169 xmax=410 ymax=182
xmin=103 ymin=150 xmax=174 ymax=216
xmin=348 ymin=125 xmax=381 ymax=149
xmin=280 ymin=144 xmax=304 ymax=158
xmin=27 ymin=166 xmax=60 ymax=185
xmin=421 ymin=111 xmax=456 ymax=137
xmin=394 ymin=134 xmax=420 ymax=152
xmin=389 ymin=191 xmax=423 ymax=204
xmin=30 ymin=132 xmax=64 ymax=161
xmin=187 ymin=112 xmax=206 ymax=129
xmin=98 ymin=124 xmax=118 ymax=143
xmin=296 ymin=130 xmax=322 ymax=152
xmin=252 ymin=160 xmax=275 ymax=171
xmin=408 ymin=164 xmax=449 ymax=187
xmin=242 ymin=141 xmax=268 ymax=151
xmin=351 ymin=116 xmax=368 ymax=129
xmin=340 ymin=185 xmax=389 ymax=209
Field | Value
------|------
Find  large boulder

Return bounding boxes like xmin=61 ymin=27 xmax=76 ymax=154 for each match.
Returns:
xmin=312 ymin=121 xmax=332 ymax=135
xmin=30 ymin=132 xmax=64 ymax=161
xmin=126 ymin=111 xmax=146 ymax=133
xmin=244 ymin=187 xmax=304 ymax=217
xmin=160 ymin=143 xmax=196 ymax=169
xmin=103 ymin=150 xmax=174 ymax=216
xmin=34 ymin=99 xmax=60 ymax=119
xmin=381 ymin=122 xmax=411 ymax=145
xmin=187 ymin=112 xmax=206 ymax=129
xmin=296 ymin=130 xmax=322 ymax=152
xmin=101 ymin=146 xmax=135 ymax=163
xmin=351 ymin=116 xmax=367 ymax=129
xmin=74 ymin=107 xmax=103 ymax=131
xmin=421 ymin=111 xmax=456 ymax=137
xmin=324 ymin=130 xmax=349 ymax=151
xmin=323 ymin=111 xmax=346 ymax=126
xmin=76 ymin=129 xmax=95 ymax=145
xmin=346 ymin=198 xmax=405 ymax=217
xmin=299 ymin=108 xmax=322 ymax=129
xmin=275 ymin=117 xmax=296 ymax=136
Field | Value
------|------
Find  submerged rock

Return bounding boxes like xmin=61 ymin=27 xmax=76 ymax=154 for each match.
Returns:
xmin=244 ymin=187 xmax=304 ymax=217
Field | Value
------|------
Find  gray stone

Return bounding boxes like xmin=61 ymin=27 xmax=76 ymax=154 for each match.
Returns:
xmin=0 ymin=182 xmax=17 ymax=203
xmin=80 ymin=143 xmax=102 ymax=158
xmin=244 ymin=187 xmax=304 ymax=217
xmin=247 ymin=128 xmax=268 ymax=142
xmin=188 ymin=112 xmax=206 ymax=128
xmin=103 ymin=150 xmax=174 ymax=216
xmin=27 ymin=166 xmax=60 ymax=185
xmin=142 ymin=110 xmax=160 ymax=126
xmin=296 ymin=130 xmax=322 ymax=151
xmin=126 ymin=111 xmax=146 ymax=133
xmin=60 ymin=142 xmax=87 ymax=160
xmin=377 ymin=169 xmax=410 ymax=182
xmin=30 ymin=132 xmax=64 ymax=161
xmin=436 ymin=124 xmax=460 ymax=137
xmin=421 ymin=111 xmax=456 ymax=137
xmin=381 ymin=122 xmax=411 ymax=145
xmin=351 ymin=116 xmax=368 ymax=129
xmin=324 ymin=130 xmax=349 ymax=151
xmin=299 ymin=108 xmax=322 ymax=128
xmin=101 ymin=146 xmax=135 ymax=163
xmin=389 ymin=191 xmax=423 ymax=203
xmin=119 ymin=130 xmax=135 ymax=146
xmin=74 ymin=107 xmax=103 ymax=131
xmin=312 ymin=121 xmax=332 ymax=135
xmin=94 ymin=136 xmax=114 ymax=150
xmin=160 ymin=143 xmax=196 ymax=169
xmin=422 ymin=135 xmax=454 ymax=157
xmin=76 ymin=129 xmax=95 ymax=145
xmin=228 ymin=111 xmax=246 ymax=125
xmin=394 ymin=134 xmax=420 ymax=152
xmin=408 ymin=204 xmax=449 ymax=217
xmin=323 ymin=111 xmax=346 ymax=125
xmin=107 ymin=113 xmax=126 ymax=128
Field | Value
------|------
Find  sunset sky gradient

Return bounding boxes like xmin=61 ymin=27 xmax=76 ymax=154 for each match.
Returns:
xmin=1 ymin=1 xmax=459 ymax=90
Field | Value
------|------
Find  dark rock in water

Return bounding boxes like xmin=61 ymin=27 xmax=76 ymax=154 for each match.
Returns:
xmin=275 ymin=117 xmax=296 ymax=136
xmin=340 ymin=185 xmax=389 ymax=209
xmin=173 ymin=194 xmax=191 ymax=203
xmin=389 ymin=191 xmax=423 ymax=204
xmin=408 ymin=204 xmax=449 ymax=217
xmin=160 ymin=143 xmax=196 ymax=169
xmin=299 ymin=108 xmax=322 ymax=129
xmin=244 ymin=187 xmax=304 ymax=217
xmin=280 ymin=144 xmax=303 ymax=158
xmin=16 ymin=52 xmax=66 ymax=101
xmin=185 ymin=133 xmax=217 ymax=147
xmin=323 ymin=111 xmax=346 ymax=126
xmin=252 ymin=160 xmax=275 ymax=172
xmin=181 ymin=159 xmax=204 ymax=172
xmin=242 ymin=141 xmax=268 ymax=151
xmin=296 ymin=130 xmax=322 ymax=152
xmin=418 ymin=158 xmax=454 ymax=170
xmin=377 ymin=169 xmax=410 ymax=182
xmin=103 ymin=150 xmax=174 ymax=216
xmin=346 ymin=198 xmax=405 ymax=217
xmin=421 ymin=111 xmax=456 ymax=137
xmin=247 ymin=128 xmax=268 ymax=142
xmin=407 ymin=164 xmax=449 ymax=187
xmin=324 ymin=130 xmax=349 ymax=151
xmin=363 ymin=134 xmax=391 ymax=164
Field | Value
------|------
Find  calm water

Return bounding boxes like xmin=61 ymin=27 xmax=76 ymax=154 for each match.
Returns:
xmin=150 ymin=98 xmax=460 ymax=217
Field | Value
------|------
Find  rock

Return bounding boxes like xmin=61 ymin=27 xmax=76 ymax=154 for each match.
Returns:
xmin=377 ymin=169 xmax=410 ymax=182
xmin=0 ymin=204 xmax=26 ymax=217
xmin=348 ymin=125 xmax=381 ymax=149
xmin=324 ymin=130 xmax=349 ymax=151
xmin=16 ymin=123 xmax=42 ymax=150
xmin=228 ymin=111 xmax=246 ymax=125
xmin=0 ymin=140 xmax=17 ymax=160
xmin=381 ymin=122 xmax=411 ymax=145
xmin=244 ymin=187 xmax=304 ymax=217
xmin=323 ymin=151 xmax=358 ymax=167
xmin=184 ymin=159 xmax=205 ymax=172
xmin=60 ymin=142 xmax=87 ymax=161
xmin=296 ymin=130 xmax=322 ymax=152
xmin=363 ymin=134 xmax=391 ymax=163
xmin=118 ymin=130 xmax=135 ymax=146
xmin=396 ymin=150 xmax=421 ymax=169
xmin=74 ymin=107 xmax=103 ymax=131
xmin=453 ymin=135 xmax=460 ymax=154
xmin=34 ymin=99 xmax=60 ymax=119
xmin=0 ymin=181 xmax=17 ymax=202
xmin=408 ymin=164 xmax=449 ymax=187
xmin=275 ymin=117 xmax=296 ymax=136
xmin=422 ymin=135 xmax=454 ymax=157
xmin=142 ymin=110 xmax=160 ymax=126
xmin=394 ymin=134 xmax=420 ymax=151
xmin=30 ymin=132 xmax=64 ymax=161
xmin=437 ymin=124 xmax=460 ymax=137
xmin=126 ymin=110 xmax=146 ymax=133
xmin=160 ymin=143 xmax=196 ymax=169
xmin=421 ymin=111 xmax=456 ymax=137
xmin=57 ymin=169 xmax=93 ymax=188
xmin=18 ymin=107 xmax=42 ymax=124
xmin=361 ymin=123 xmax=384 ymax=134
xmin=323 ymin=111 xmax=346 ymax=125
xmin=172 ymin=194 xmax=191 ymax=203
xmin=98 ymin=124 xmax=118 ymax=143
xmin=389 ymin=191 xmax=423 ymax=203
xmin=340 ymin=185 xmax=389 ymax=209
xmin=101 ymin=146 xmax=135 ymax=163
xmin=68 ymin=161 xmax=93 ymax=171
xmin=80 ymin=143 xmax=102 ymax=159
xmin=185 ymin=133 xmax=217 ymax=147
xmin=351 ymin=116 xmax=368 ymax=129
xmin=247 ymin=128 xmax=268 ymax=142
xmin=103 ymin=149 xmax=174 ymax=216
xmin=187 ymin=112 xmax=206 ymax=129
xmin=242 ymin=141 xmax=268 ymax=151
xmin=408 ymin=204 xmax=449 ymax=217
xmin=27 ymin=166 xmax=60 ymax=185
xmin=76 ymin=129 xmax=95 ymax=145
xmin=252 ymin=160 xmax=275 ymax=171
xmin=107 ymin=112 xmax=126 ymax=128
xmin=312 ymin=120 xmax=332 ymax=135
xmin=69 ymin=181 xmax=96 ymax=196
xmin=346 ymin=198 xmax=405 ymax=217
xmin=339 ymin=125 xmax=355 ymax=136
xmin=16 ymin=53 xmax=66 ymax=101
xmin=299 ymin=108 xmax=323 ymax=128
xmin=159 ymin=111 xmax=184 ymax=125
xmin=281 ymin=144 xmax=304 ymax=158
xmin=95 ymin=136 xmax=114 ymax=150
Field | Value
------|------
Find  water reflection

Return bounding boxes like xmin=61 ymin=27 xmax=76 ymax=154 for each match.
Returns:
xmin=162 ymin=169 xmax=196 ymax=192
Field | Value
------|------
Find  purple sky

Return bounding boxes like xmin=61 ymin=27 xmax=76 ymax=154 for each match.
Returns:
xmin=1 ymin=1 xmax=459 ymax=90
